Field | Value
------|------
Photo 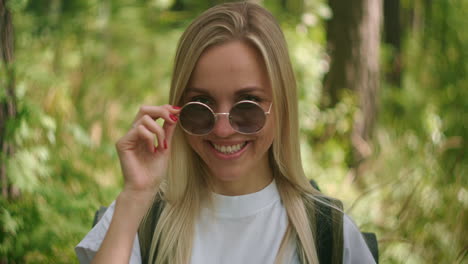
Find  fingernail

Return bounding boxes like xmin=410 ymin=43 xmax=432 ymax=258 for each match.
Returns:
xmin=154 ymin=146 xmax=158 ymax=153
xmin=164 ymin=140 xmax=168 ymax=149
xmin=172 ymin=106 xmax=181 ymax=110
xmin=169 ymin=114 xmax=178 ymax=122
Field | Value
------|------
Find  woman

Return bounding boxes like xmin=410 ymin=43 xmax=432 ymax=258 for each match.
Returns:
xmin=76 ymin=2 xmax=375 ymax=264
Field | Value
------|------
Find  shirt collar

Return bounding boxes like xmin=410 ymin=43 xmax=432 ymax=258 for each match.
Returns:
xmin=208 ymin=179 xmax=280 ymax=218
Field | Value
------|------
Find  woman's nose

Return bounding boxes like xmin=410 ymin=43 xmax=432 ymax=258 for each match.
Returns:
xmin=211 ymin=113 xmax=235 ymax=137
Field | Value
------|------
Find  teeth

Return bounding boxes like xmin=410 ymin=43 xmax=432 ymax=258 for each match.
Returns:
xmin=213 ymin=142 xmax=246 ymax=154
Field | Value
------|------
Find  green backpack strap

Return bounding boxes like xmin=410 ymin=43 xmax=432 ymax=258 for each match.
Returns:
xmin=315 ymin=197 xmax=344 ymax=264
xmin=297 ymin=195 xmax=344 ymax=264
xmin=138 ymin=198 xmax=165 ymax=264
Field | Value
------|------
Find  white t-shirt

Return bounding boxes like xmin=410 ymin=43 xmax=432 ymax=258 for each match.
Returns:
xmin=76 ymin=180 xmax=376 ymax=264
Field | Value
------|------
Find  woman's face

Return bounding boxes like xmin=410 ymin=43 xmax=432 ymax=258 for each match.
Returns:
xmin=183 ymin=40 xmax=275 ymax=187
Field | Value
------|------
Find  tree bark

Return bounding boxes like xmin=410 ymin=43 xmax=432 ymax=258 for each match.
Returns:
xmin=384 ymin=0 xmax=401 ymax=86
xmin=324 ymin=0 xmax=359 ymax=107
xmin=0 ymin=0 xmax=18 ymax=199
xmin=352 ymin=0 xmax=382 ymax=165
xmin=325 ymin=0 xmax=382 ymax=172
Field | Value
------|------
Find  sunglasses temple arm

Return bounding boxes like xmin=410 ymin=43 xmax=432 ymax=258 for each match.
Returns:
xmin=266 ymin=102 xmax=273 ymax=114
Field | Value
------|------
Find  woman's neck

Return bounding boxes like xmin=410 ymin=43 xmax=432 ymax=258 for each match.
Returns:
xmin=210 ymin=162 xmax=274 ymax=196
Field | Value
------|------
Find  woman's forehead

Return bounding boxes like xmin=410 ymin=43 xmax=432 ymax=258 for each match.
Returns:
xmin=187 ymin=41 xmax=272 ymax=98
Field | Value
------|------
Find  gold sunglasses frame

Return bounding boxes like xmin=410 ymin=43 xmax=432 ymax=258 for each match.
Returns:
xmin=179 ymin=100 xmax=272 ymax=136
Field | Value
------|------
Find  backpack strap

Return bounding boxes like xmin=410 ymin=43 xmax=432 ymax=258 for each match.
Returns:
xmin=315 ymin=197 xmax=344 ymax=264
xmin=298 ymin=196 xmax=344 ymax=264
xmin=138 ymin=198 xmax=165 ymax=264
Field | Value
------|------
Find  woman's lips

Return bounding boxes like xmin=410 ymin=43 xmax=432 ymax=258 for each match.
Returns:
xmin=207 ymin=141 xmax=250 ymax=160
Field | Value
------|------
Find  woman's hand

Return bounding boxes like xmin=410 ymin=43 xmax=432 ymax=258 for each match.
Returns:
xmin=91 ymin=105 xmax=181 ymax=264
xmin=115 ymin=104 xmax=180 ymax=197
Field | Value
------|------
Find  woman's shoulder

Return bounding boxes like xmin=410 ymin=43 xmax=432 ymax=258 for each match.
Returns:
xmin=75 ymin=200 xmax=143 ymax=264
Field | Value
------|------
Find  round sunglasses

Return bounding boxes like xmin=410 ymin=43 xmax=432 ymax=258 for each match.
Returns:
xmin=179 ymin=100 xmax=272 ymax=136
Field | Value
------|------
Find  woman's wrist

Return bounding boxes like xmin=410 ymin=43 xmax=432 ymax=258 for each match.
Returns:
xmin=118 ymin=188 xmax=157 ymax=213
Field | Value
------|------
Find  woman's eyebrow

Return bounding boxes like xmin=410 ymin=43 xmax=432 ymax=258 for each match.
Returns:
xmin=185 ymin=87 xmax=209 ymax=94
xmin=234 ymin=86 xmax=265 ymax=95
xmin=185 ymin=86 xmax=266 ymax=95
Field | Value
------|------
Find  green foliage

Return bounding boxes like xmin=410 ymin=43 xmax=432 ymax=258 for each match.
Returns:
xmin=1 ymin=0 xmax=183 ymax=261
xmin=1 ymin=0 xmax=466 ymax=263
xmin=291 ymin=0 xmax=467 ymax=263
xmin=356 ymin=0 xmax=468 ymax=262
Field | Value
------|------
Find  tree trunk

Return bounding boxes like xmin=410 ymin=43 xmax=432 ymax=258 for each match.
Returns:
xmin=351 ymin=0 xmax=382 ymax=166
xmin=0 ymin=0 xmax=18 ymax=199
xmin=325 ymin=0 xmax=382 ymax=174
xmin=324 ymin=0 xmax=358 ymax=107
xmin=384 ymin=0 xmax=402 ymax=86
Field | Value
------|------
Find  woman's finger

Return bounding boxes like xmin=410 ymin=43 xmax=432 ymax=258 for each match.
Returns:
xmin=161 ymin=104 xmax=180 ymax=149
xmin=139 ymin=115 xmax=166 ymax=151
xmin=133 ymin=105 xmax=181 ymax=126
xmin=163 ymin=119 xmax=177 ymax=149
xmin=135 ymin=124 xmax=157 ymax=153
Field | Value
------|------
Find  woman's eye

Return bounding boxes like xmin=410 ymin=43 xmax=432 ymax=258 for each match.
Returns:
xmin=191 ymin=96 xmax=212 ymax=105
xmin=240 ymin=95 xmax=261 ymax=102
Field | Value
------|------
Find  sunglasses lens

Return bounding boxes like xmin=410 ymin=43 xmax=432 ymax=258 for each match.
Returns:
xmin=180 ymin=103 xmax=215 ymax=135
xmin=230 ymin=102 xmax=266 ymax=134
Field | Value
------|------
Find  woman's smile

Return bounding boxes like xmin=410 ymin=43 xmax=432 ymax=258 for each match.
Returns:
xmin=201 ymin=137 xmax=253 ymax=162
xmin=209 ymin=141 xmax=249 ymax=156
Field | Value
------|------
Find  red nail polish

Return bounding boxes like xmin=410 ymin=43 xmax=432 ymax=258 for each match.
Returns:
xmin=173 ymin=106 xmax=181 ymax=110
xmin=154 ymin=146 xmax=157 ymax=153
xmin=164 ymin=140 xmax=167 ymax=149
xmin=169 ymin=114 xmax=178 ymax=122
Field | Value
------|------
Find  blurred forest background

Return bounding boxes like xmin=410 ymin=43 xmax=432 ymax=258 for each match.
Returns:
xmin=0 ymin=0 xmax=466 ymax=263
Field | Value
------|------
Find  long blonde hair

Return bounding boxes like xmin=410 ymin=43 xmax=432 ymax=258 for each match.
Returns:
xmin=147 ymin=2 xmax=323 ymax=263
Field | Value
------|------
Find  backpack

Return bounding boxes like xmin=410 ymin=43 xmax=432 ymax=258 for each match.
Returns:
xmin=93 ymin=180 xmax=379 ymax=263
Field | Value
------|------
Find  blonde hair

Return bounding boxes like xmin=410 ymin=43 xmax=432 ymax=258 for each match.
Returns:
xmin=146 ymin=2 xmax=324 ymax=263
